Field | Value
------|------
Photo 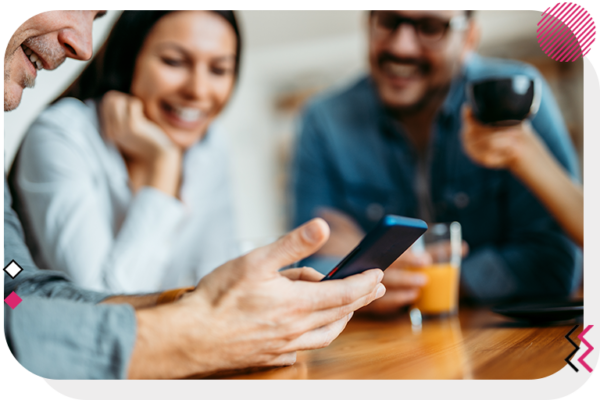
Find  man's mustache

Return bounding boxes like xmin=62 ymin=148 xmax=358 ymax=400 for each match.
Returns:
xmin=22 ymin=36 xmax=67 ymax=71
xmin=377 ymin=53 xmax=430 ymax=73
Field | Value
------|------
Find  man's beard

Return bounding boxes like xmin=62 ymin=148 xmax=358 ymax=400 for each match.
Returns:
xmin=4 ymin=63 xmax=15 ymax=111
xmin=4 ymin=49 xmax=36 ymax=111
xmin=376 ymin=52 xmax=451 ymax=117
xmin=383 ymin=83 xmax=451 ymax=118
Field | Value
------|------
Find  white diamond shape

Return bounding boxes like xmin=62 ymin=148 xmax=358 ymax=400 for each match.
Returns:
xmin=4 ymin=260 xmax=23 ymax=279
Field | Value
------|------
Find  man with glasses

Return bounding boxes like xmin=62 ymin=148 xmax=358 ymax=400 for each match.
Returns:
xmin=291 ymin=10 xmax=579 ymax=313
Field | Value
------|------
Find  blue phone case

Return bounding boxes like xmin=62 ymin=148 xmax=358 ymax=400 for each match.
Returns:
xmin=321 ymin=215 xmax=428 ymax=281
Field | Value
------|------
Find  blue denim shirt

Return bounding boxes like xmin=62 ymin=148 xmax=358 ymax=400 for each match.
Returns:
xmin=291 ymin=54 xmax=580 ymax=301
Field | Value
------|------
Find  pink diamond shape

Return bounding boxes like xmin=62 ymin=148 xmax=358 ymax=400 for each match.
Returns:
xmin=4 ymin=292 xmax=22 ymax=309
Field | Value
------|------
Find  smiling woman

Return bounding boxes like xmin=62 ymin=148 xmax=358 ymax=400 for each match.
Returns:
xmin=9 ymin=11 xmax=244 ymax=294
xmin=130 ymin=13 xmax=238 ymax=149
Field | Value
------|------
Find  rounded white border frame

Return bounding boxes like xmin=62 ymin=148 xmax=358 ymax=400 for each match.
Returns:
xmin=43 ymin=20 xmax=600 ymax=400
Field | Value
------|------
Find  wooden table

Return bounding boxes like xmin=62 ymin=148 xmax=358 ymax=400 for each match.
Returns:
xmin=213 ymin=307 xmax=583 ymax=380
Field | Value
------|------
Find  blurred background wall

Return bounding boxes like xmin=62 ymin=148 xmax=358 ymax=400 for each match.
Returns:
xmin=4 ymin=10 xmax=583 ymax=243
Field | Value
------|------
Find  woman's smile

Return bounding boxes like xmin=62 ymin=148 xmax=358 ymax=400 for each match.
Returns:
xmin=160 ymin=100 xmax=208 ymax=130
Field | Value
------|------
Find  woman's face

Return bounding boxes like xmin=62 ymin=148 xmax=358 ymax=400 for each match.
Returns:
xmin=130 ymin=11 xmax=237 ymax=150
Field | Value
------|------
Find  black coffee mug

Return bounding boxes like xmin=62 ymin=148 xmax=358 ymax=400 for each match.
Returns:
xmin=467 ymin=75 xmax=541 ymax=126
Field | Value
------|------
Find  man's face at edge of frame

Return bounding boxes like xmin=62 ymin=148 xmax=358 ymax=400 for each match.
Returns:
xmin=368 ymin=10 xmax=478 ymax=115
xmin=4 ymin=10 xmax=105 ymax=112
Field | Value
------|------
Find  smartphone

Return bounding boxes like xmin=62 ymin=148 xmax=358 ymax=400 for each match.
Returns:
xmin=321 ymin=215 xmax=428 ymax=281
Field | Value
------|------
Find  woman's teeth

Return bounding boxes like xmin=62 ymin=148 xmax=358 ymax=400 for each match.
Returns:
xmin=22 ymin=45 xmax=43 ymax=70
xmin=171 ymin=106 xmax=203 ymax=122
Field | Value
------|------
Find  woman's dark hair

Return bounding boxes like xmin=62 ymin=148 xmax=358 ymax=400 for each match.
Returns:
xmin=55 ymin=11 xmax=242 ymax=103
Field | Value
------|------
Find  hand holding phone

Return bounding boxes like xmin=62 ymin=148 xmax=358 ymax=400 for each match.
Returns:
xmin=322 ymin=215 xmax=428 ymax=281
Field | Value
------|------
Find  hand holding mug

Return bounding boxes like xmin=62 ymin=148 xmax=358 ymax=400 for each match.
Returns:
xmin=461 ymin=105 xmax=537 ymax=170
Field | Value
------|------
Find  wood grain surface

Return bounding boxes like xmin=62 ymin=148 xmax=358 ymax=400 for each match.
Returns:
xmin=206 ymin=307 xmax=583 ymax=380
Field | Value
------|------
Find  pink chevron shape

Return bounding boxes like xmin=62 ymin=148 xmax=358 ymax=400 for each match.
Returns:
xmin=577 ymin=325 xmax=594 ymax=372
xmin=538 ymin=2 xmax=596 ymax=62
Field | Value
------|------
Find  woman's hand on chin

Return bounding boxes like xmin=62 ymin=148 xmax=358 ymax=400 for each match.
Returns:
xmin=101 ymin=90 xmax=179 ymax=161
xmin=101 ymin=90 xmax=182 ymax=197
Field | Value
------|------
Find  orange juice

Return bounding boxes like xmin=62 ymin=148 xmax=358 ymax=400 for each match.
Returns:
xmin=411 ymin=263 xmax=460 ymax=315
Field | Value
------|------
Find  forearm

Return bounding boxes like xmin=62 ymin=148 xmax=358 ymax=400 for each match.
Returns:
xmin=128 ymin=305 xmax=179 ymax=379
xmin=127 ymin=300 xmax=214 ymax=379
xmin=510 ymin=133 xmax=583 ymax=246
xmin=130 ymin=151 xmax=182 ymax=198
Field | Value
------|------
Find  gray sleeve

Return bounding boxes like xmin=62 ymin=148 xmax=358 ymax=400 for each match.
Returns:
xmin=4 ymin=297 xmax=137 ymax=379
xmin=4 ymin=178 xmax=107 ymax=302
xmin=5 ymin=178 xmax=138 ymax=378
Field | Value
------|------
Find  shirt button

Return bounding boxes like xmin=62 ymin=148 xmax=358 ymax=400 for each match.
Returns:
xmin=454 ymin=192 xmax=470 ymax=209
xmin=366 ymin=203 xmax=385 ymax=221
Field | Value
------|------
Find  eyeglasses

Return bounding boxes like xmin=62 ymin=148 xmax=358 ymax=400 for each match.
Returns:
xmin=372 ymin=12 xmax=468 ymax=47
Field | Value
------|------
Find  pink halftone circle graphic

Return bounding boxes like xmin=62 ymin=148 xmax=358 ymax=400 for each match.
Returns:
xmin=537 ymin=2 xmax=596 ymax=62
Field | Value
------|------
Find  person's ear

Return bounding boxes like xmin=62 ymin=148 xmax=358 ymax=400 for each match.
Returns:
xmin=461 ymin=20 xmax=481 ymax=62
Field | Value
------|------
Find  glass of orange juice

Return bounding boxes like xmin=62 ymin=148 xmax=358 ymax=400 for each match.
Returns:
xmin=410 ymin=222 xmax=462 ymax=317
